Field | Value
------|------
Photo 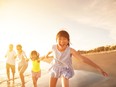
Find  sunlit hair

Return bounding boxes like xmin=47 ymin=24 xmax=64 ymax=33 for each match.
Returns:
xmin=30 ymin=50 xmax=39 ymax=60
xmin=9 ymin=44 xmax=13 ymax=48
xmin=56 ymin=30 xmax=70 ymax=46
xmin=16 ymin=44 xmax=22 ymax=49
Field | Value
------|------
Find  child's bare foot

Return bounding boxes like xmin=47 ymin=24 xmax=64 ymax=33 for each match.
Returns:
xmin=7 ymin=79 xmax=10 ymax=83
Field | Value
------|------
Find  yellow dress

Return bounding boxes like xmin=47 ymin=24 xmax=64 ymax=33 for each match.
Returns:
xmin=32 ymin=60 xmax=40 ymax=72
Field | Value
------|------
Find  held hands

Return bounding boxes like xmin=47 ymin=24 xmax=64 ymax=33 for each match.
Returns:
xmin=25 ymin=58 xmax=29 ymax=62
xmin=36 ymin=55 xmax=50 ymax=62
xmin=38 ymin=56 xmax=46 ymax=61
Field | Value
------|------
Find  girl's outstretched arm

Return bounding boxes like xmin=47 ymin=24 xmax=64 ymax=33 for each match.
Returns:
xmin=38 ymin=51 xmax=53 ymax=61
xmin=45 ymin=51 xmax=53 ymax=58
xmin=39 ymin=56 xmax=46 ymax=61
xmin=71 ymin=48 xmax=108 ymax=77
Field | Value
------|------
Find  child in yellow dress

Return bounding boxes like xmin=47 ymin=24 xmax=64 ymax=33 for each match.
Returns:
xmin=30 ymin=50 xmax=44 ymax=87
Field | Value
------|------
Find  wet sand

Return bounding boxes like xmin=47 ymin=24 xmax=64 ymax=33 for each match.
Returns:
xmin=26 ymin=70 xmax=110 ymax=87
xmin=0 ymin=51 xmax=116 ymax=87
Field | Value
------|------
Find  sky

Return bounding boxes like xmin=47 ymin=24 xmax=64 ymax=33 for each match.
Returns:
xmin=0 ymin=0 xmax=116 ymax=57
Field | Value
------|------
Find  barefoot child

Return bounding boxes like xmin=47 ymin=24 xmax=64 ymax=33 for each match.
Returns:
xmin=5 ymin=44 xmax=16 ymax=83
xmin=46 ymin=30 xmax=108 ymax=87
xmin=30 ymin=50 xmax=45 ymax=87
xmin=16 ymin=44 xmax=29 ymax=87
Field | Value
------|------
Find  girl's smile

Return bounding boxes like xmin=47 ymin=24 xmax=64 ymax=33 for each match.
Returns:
xmin=57 ymin=36 xmax=69 ymax=51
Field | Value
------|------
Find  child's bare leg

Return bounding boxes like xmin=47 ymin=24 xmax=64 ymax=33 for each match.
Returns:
xmin=11 ymin=65 xmax=15 ymax=82
xmin=12 ymin=72 xmax=15 ymax=82
xmin=6 ymin=64 xmax=10 ymax=81
xmin=19 ymin=73 xmax=25 ymax=87
xmin=19 ymin=64 xmax=28 ymax=87
xmin=32 ymin=77 xmax=37 ymax=87
xmin=61 ymin=76 xmax=69 ymax=87
xmin=6 ymin=70 xmax=10 ymax=81
xmin=49 ymin=77 xmax=58 ymax=87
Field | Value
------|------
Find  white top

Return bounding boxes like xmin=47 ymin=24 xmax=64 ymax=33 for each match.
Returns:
xmin=6 ymin=50 xmax=16 ymax=65
xmin=51 ymin=45 xmax=73 ymax=68
xmin=50 ymin=45 xmax=73 ymax=72
xmin=17 ymin=51 xmax=27 ymax=66
xmin=48 ymin=45 xmax=74 ymax=78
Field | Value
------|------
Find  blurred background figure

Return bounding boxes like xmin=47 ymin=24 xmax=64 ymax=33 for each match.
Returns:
xmin=16 ymin=44 xmax=29 ymax=87
xmin=5 ymin=44 xmax=17 ymax=83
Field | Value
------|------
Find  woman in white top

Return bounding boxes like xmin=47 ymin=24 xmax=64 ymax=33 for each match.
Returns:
xmin=16 ymin=44 xmax=28 ymax=87
xmin=5 ymin=44 xmax=16 ymax=82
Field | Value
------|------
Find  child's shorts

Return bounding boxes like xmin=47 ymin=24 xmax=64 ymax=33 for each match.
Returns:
xmin=6 ymin=63 xmax=15 ymax=73
xmin=49 ymin=66 xmax=74 ymax=79
xmin=32 ymin=71 xmax=41 ymax=79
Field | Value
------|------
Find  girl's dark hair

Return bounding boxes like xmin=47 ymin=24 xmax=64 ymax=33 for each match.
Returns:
xmin=30 ymin=50 xmax=39 ymax=60
xmin=56 ymin=30 xmax=70 ymax=46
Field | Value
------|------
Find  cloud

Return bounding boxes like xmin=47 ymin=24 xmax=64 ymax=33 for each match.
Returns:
xmin=58 ymin=0 xmax=116 ymax=41
xmin=1 ymin=0 xmax=116 ymax=43
xmin=31 ymin=0 xmax=116 ymax=41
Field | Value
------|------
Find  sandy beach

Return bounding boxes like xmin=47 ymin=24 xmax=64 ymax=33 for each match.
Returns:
xmin=1 ymin=0 xmax=116 ymax=87
xmin=0 ymin=50 xmax=116 ymax=87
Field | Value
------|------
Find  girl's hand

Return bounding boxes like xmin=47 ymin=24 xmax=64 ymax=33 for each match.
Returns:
xmin=38 ymin=59 xmax=41 ymax=61
xmin=25 ymin=58 xmax=29 ymax=62
xmin=39 ymin=56 xmax=45 ymax=61
xmin=45 ymin=55 xmax=48 ymax=58
xmin=98 ymin=69 xmax=108 ymax=77
xmin=45 ymin=51 xmax=52 ymax=58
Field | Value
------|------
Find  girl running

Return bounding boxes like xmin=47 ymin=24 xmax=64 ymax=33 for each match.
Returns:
xmin=46 ymin=30 xmax=108 ymax=87
xmin=16 ymin=44 xmax=29 ymax=87
xmin=30 ymin=50 xmax=45 ymax=87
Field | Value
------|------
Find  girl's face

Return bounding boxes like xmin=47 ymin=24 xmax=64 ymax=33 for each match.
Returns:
xmin=31 ymin=54 xmax=37 ymax=59
xmin=9 ymin=45 xmax=13 ymax=51
xmin=16 ymin=46 xmax=22 ymax=53
xmin=57 ymin=36 xmax=69 ymax=49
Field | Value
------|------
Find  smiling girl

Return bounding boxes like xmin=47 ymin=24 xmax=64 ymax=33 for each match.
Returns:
xmin=46 ymin=30 xmax=108 ymax=87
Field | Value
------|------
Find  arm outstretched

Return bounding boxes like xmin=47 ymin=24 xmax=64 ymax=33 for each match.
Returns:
xmin=71 ymin=48 xmax=108 ymax=77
